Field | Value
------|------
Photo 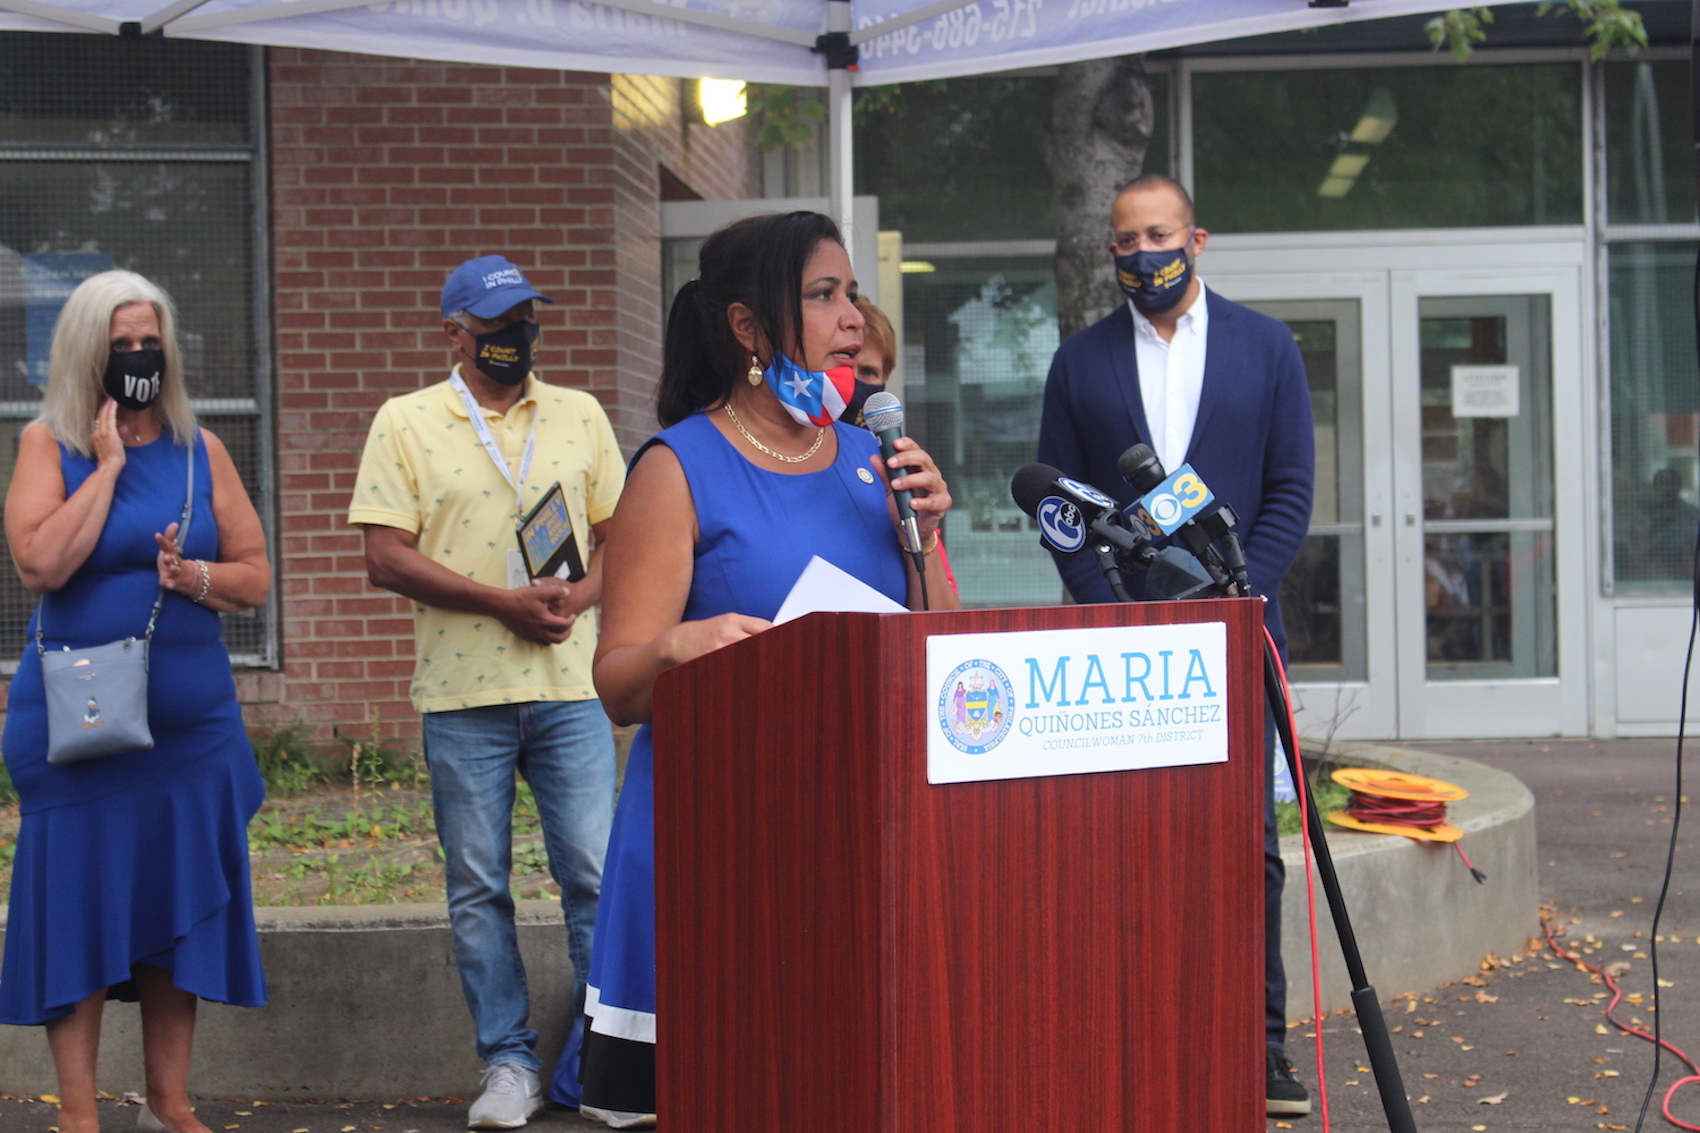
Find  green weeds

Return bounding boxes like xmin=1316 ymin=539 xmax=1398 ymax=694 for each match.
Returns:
xmin=1275 ymin=775 xmax=1352 ymax=836
xmin=252 ymin=725 xmax=327 ymax=795
xmin=247 ymin=797 xmax=436 ymax=852
xmin=245 ymin=779 xmax=560 ymax=906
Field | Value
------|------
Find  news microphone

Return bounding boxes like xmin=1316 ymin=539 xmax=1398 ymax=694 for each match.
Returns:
xmin=863 ymin=391 xmax=923 ymax=561
xmin=1011 ymin=463 xmax=1147 ymax=602
xmin=1118 ymin=443 xmax=1165 ymax=496
xmin=1118 ymin=444 xmax=1216 ymax=541
xmin=1010 ymin=463 xmax=1145 ymax=559
xmin=1144 ymin=546 xmax=1221 ymax=601
xmin=1117 ymin=443 xmax=1238 ymax=594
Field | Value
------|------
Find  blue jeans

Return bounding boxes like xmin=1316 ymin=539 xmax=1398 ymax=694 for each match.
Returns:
xmin=422 ymin=699 xmax=616 ymax=1071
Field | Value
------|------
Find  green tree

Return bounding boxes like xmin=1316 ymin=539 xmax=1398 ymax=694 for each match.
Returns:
xmin=1427 ymin=1 xmax=1647 ymax=63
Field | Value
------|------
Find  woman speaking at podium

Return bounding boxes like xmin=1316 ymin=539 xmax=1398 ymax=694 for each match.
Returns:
xmin=572 ymin=211 xmax=958 ymax=1126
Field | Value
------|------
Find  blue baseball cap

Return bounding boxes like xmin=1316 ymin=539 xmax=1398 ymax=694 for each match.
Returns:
xmin=440 ymin=255 xmax=554 ymax=319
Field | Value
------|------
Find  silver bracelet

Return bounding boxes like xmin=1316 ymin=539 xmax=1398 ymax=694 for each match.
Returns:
xmin=192 ymin=559 xmax=213 ymax=604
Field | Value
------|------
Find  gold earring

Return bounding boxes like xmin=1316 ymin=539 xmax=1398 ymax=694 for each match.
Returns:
xmin=747 ymin=355 xmax=764 ymax=386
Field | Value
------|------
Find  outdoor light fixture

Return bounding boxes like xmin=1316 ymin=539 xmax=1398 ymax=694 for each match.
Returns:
xmin=698 ymin=78 xmax=747 ymax=126
xmin=899 ymin=261 xmax=937 ymax=274
xmin=1318 ymin=87 xmax=1396 ymax=199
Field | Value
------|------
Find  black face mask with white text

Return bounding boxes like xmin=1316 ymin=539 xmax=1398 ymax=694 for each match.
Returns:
xmin=102 ymin=348 xmax=164 ymax=410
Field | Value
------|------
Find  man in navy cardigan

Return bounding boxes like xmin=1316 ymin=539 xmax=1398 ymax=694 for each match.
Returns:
xmin=1037 ymin=173 xmax=1315 ymax=1116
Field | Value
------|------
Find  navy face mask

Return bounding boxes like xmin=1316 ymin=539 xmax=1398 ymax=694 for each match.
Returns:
xmin=463 ymin=320 xmax=539 ymax=386
xmin=1113 ymin=235 xmax=1195 ymax=313
xmin=102 ymin=348 xmax=164 ymax=409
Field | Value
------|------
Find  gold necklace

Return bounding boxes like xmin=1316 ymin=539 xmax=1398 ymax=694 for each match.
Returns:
xmin=723 ymin=403 xmax=825 ymax=464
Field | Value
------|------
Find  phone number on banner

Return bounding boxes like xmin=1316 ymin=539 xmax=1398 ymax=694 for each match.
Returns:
xmin=858 ymin=0 xmax=1042 ymax=58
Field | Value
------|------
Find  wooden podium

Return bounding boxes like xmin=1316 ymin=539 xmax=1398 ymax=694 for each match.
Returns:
xmin=652 ymin=598 xmax=1266 ymax=1132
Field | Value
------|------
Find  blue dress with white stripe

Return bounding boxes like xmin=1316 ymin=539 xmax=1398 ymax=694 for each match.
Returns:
xmin=565 ymin=412 xmax=906 ymax=1114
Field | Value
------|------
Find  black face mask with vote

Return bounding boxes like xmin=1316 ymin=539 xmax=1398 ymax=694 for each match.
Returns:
xmin=102 ymin=348 xmax=165 ymax=410
xmin=462 ymin=320 xmax=539 ymax=387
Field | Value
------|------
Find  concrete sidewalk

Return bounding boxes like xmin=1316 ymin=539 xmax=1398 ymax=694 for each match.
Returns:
xmin=0 ymin=737 xmax=1695 ymax=1132
xmin=1282 ymin=738 xmax=1700 ymax=1132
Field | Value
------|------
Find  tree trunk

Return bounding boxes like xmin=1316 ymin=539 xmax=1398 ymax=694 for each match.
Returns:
xmin=1044 ymin=55 xmax=1155 ymax=341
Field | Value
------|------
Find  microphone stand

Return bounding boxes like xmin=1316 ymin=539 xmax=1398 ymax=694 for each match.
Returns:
xmin=1263 ymin=642 xmax=1417 ymax=1133
xmin=1103 ymin=537 xmax=1419 ymax=1133
xmin=1092 ymin=540 xmax=1135 ymax=602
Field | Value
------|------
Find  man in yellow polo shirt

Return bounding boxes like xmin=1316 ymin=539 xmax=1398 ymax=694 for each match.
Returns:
xmin=350 ymin=255 xmax=625 ymax=1130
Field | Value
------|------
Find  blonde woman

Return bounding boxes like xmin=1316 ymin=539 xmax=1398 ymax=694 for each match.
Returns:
xmin=0 ymin=271 xmax=271 ymax=1133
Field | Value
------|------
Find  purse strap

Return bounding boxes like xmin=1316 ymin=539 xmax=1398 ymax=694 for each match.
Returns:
xmin=36 ymin=430 xmax=198 ymax=656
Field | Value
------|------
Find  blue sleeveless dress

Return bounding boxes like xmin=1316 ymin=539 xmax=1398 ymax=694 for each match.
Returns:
xmin=0 ymin=432 xmax=267 ymax=1025
xmin=568 ymin=413 xmax=906 ymax=1113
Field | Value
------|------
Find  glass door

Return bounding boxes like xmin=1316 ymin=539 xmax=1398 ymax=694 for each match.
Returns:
xmin=1390 ymin=269 xmax=1588 ymax=738
xmin=1210 ymin=275 xmax=1399 ymax=741
xmin=1415 ymin=296 xmax=1557 ymax=682
xmin=1214 ymin=260 xmax=1587 ymax=740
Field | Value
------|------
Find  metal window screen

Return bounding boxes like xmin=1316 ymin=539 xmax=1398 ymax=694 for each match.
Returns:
xmin=0 ymin=32 xmax=271 ymax=665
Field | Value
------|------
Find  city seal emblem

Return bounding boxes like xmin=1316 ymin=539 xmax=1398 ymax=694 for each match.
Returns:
xmin=937 ymin=659 xmax=1016 ymax=755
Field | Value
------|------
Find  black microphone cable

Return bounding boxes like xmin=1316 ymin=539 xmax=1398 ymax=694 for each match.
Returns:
xmin=1635 ymin=17 xmax=1700 ymax=1126
xmin=1628 ymin=238 xmax=1700 ymax=1133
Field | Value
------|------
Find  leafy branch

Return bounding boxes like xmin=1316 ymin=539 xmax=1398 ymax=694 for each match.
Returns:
xmin=744 ymin=84 xmax=828 ymax=151
xmin=1427 ymin=1 xmax=1646 ymax=63
xmin=743 ymin=83 xmax=941 ymax=153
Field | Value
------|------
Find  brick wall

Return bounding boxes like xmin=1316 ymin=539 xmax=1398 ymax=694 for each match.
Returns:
xmin=263 ymin=49 xmax=759 ymax=744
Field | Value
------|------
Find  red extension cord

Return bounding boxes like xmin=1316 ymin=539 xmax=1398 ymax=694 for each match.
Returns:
xmin=1542 ymin=912 xmax=1700 ymax=1131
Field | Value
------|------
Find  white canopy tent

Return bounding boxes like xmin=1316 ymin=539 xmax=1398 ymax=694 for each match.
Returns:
xmin=0 ymin=0 xmax=1525 ymax=229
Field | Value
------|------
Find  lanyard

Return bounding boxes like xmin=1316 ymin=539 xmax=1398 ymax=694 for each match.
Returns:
xmin=449 ymin=368 xmax=537 ymax=525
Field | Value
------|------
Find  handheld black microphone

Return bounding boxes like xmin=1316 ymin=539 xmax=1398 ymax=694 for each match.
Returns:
xmin=863 ymin=391 xmax=922 ymax=557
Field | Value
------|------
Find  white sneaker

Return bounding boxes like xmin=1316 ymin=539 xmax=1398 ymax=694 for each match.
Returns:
xmin=580 ymin=1105 xmax=657 ymax=1129
xmin=467 ymin=1062 xmax=544 ymax=1130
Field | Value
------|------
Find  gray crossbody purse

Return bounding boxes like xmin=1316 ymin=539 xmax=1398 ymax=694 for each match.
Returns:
xmin=38 ymin=435 xmax=196 ymax=766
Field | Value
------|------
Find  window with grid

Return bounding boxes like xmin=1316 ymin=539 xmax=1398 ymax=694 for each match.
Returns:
xmin=0 ymin=31 xmax=272 ymax=663
xmin=1602 ymin=58 xmax=1700 ymax=594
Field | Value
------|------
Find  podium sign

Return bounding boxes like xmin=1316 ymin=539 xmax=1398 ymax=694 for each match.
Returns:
xmin=654 ymin=598 xmax=1266 ymax=1132
xmin=925 ymin=620 xmax=1229 ymax=784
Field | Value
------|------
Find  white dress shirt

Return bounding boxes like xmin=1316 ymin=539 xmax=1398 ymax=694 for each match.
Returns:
xmin=1129 ymin=280 xmax=1209 ymax=475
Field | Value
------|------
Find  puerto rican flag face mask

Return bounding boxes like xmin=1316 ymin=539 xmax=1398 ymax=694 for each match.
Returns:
xmin=764 ymin=351 xmax=856 ymax=428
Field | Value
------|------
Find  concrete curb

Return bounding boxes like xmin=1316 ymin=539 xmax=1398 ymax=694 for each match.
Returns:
xmin=1280 ymin=740 xmax=1539 ymax=1022
xmin=0 ymin=742 xmax=1536 ymax=1098
xmin=0 ymin=901 xmax=577 ymax=1100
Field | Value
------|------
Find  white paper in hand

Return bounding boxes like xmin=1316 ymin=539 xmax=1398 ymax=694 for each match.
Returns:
xmin=773 ymin=555 xmax=907 ymax=626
